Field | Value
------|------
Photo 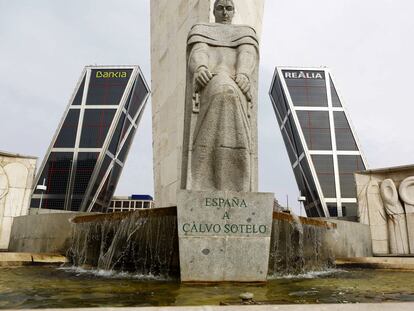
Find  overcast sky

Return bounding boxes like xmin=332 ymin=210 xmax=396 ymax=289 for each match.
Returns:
xmin=1 ymin=0 xmax=413 ymax=215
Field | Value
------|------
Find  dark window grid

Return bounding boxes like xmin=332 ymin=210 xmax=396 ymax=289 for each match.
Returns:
xmin=285 ymin=78 xmax=326 ymax=87
xmin=53 ymin=110 xmax=80 ymax=148
xmin=334 ymin=112 xmax=358 ymax=151
xmin=42 ymin=198 xmax=65 ymax=210
xmin=287 ymin=115 xmax=304 ymax=155
xmin=335 ymin=128 xmax=357 ymax=150
xmin=46 ymin=166 xmax=71 ymax=194
xmin=127 ymin=78 xmax=147 ymax=119
xmin=338 ymin=156 xmax=364 ymax=198
xmin=300 ymin=112 xmax=331 ymax=150
xmin=271 ymin=88 xmax=285 ymax=111
xmin=342 ymin=203 xmax=358 ymax=217
xmin=330 ymin=78 xmax=342 ymax=107
xmin=123 ymin=81 xmax=135 ymax=111
xmin=117 ymin=127 xmax=136 ymax=164
xmin=312 ymin=155 xmax=336 ymax=198
xmin=70 ymin=199 xmax=84 ymax=211
xmin=44 ymin=154 xmax=72 ymax=195
xmin=314 ymin=171 xmax=336 ymax=195
xmin=120 ymin=119 xmax=132 ymax=141
xmin=73 ymin=167 xmax=96 ymax=194
xmin=108 ymin=112 xmax=127 ymax=155
xmin=298 ymin=163 xmax=323 ymax=216
xmin=82 ymin=110 xmax=115 ymax=147
xmin=87 ymin=80 xmax=128 ymax=106
xmin=271 ymin=103 xmax=283 ymax=126
xmin=271 ymin=77 xmax=290 ymax=119
xmin=338 ymin=158 xmax=364 ymax=175
xmin=90 ymin=157 xmax=113 ymax=197
xmin=328 ymin=204 xmax=338 ymax=217
xmin=334 ymin=113 xmax=353 ymax=131
xmin=288 ymin=84 xmax=327 ymax=107
xmin=71 ymin=77 xmax=86 ymax=106
xmin=59 ymin=118 xmax=78 ymax=130
xmin=282 ymin=132 xmax=298 ymax=165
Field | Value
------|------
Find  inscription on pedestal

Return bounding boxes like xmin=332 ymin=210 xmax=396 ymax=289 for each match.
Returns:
xmin=177 ymin=190 xmax=274 ymax=282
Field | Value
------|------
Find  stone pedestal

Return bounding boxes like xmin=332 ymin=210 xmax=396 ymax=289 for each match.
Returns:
xmin=177 ymin=190 xmax=273 ymax=282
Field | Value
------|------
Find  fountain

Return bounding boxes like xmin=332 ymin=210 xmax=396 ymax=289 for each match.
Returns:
xmin=67 ymin=208 xmax=179 ymax=277
xmin=67 ymin=208 xmax=336 ymax=279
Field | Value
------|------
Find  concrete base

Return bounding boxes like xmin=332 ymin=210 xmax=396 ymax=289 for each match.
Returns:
xmin=8 ymin=213 xmax=83 ymax=254
xmin=321 ymin=218 xmax=373 ymax=258
xmin=0 ymin=252 xmax=67 ymax=266
xmin=336 ymin=257 xmax=414 ymax=270
xmin=177 ymin=190 xmax=273 ymax=282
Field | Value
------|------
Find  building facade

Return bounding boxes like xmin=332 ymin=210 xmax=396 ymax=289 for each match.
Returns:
xmin=30 ymin=66 xmax=150 ymax=213
xmin=108 ymin=196 xmax=154 ymax=213
xmin=269 ymin=67 xmax=367 ymax=219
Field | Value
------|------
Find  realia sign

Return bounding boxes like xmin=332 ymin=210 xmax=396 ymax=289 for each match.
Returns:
xmin=283 ymin=70 xmax=324 ymax=80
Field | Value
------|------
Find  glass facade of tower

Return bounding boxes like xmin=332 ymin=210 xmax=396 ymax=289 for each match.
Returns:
xmin=269 ymin=67 xmax=366 ymax=220
xmin=30 ymin=66 xmax=150 ymax=212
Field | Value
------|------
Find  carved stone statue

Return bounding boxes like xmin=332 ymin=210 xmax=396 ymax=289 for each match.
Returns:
xmin=380 ymin=179 xmax=409 ymax=254
xmin=181 ymin=0 xmax=259 ymax=192
xmin=399 ymin=176 xmax=414 ymax=253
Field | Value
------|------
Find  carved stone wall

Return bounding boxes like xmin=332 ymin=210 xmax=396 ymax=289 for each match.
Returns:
xmin=0 ymin=152 xmax=37 ymax=250
xmin=356 ymin=166 xmax=414 ymax=255
xmin=150 ymin=0 xmax=265 ymax=207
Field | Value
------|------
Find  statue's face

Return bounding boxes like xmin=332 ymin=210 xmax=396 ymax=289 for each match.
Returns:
xmin=214 ymin=0 xmax=235 ymax=24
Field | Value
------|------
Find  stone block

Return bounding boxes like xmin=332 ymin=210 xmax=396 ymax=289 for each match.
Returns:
xmin=0 ymin=216 xmax=12 ymax=249
xmin=406 ymin=213 xmax=414 ymax=254
xmin=372 ymin=239 xmax=389 ymax=255
xmin=4 ymin=188 xmax=25 ymax=217
xmin=177 ymin=190 xmax=273 ymax=282
xmin=3 ymin=162 xmax=28 ymax=188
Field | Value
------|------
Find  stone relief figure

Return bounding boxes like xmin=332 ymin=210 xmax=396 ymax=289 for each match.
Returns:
xmin=181 ymin=0 xmax=259 ymax=192
xmin=380 ymin=179 xmax=409 ymax=254
xmin=399 ymin=176 xmax=414 ymax=254
xmin=0 ymin=165 xmax=10 ymax=248
xmin=359 ymin=181 xmax=389 ymax=254
xmin=0 ymin=166 xmax=9 ymax=200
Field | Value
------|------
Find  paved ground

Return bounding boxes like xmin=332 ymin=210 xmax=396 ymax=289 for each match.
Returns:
xmin=2 ymin=303 xmax=414 ymax=311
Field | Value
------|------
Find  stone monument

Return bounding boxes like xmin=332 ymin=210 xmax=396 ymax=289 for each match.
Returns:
xmin=150 ymin=0 xmax=265 ymax=208
xmin=181 ymin=0 xmax=258 ymax=192
xmin=177 ymin=0 xmax=273 ymax=282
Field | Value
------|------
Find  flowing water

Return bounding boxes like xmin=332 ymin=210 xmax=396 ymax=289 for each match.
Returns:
xmin=1 ymin=266 xmax=414 ymax=308
xmin=268 ymin=216 xmax=335 ymax=276
xmin=67 ymin=209 xmax=179 ymax=277
xmin=67 ymin=209 xmax=334 ymax=278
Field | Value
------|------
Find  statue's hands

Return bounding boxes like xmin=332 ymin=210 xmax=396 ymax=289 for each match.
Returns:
xmin=195 ymin=67 xmax=213 ymax=89
xmin=235 ymin=73 xmax=251 ymax=100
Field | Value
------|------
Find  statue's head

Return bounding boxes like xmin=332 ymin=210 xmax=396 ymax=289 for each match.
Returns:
xmin=214 ymin=0 xmax=235 ymax=24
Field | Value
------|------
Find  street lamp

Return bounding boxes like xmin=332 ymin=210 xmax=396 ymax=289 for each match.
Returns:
xmin=298 ymin=195 xmax=306 ymax=217
xmin=36 ymin=178 xmax=47 ymax=214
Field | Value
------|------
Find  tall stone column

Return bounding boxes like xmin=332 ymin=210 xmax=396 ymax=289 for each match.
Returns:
xmin=150 ymin=0 xmax=265 ymax=207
